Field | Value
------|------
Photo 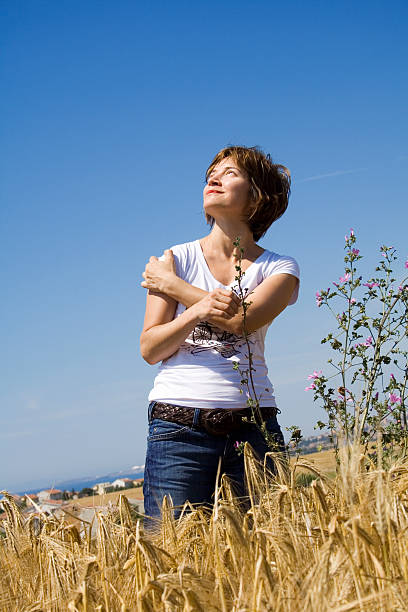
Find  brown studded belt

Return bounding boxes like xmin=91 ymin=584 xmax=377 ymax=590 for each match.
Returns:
xmin=150 ymin=402 xmax=278 ymax=437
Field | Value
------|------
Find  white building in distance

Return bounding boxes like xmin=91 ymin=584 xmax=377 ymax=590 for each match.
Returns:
xmin=38 ymin=489 xmax=63 ymax=502
xmin=93 ymin=482 xmax=113 ymax=495
xmin=112 ymin=478 xmax=133 ymax=489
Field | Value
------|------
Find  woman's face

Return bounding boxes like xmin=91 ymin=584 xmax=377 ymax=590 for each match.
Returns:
xmin=203 ymin=157 xmax=251 ymax=221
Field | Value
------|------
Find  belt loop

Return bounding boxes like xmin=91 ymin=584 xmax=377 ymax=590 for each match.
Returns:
xmin=192 ymin=408 xmax=201 ymax=429
xmin=148 ymin=401 xmax=156 ymax=423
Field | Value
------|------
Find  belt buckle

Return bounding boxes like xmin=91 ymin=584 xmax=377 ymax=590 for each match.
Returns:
xmin=202 ymin=409 xmax=237 ymax=436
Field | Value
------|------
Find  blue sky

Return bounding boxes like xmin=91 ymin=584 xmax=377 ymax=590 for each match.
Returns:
xmin=1 ymin=1 xmax=407 ymax=492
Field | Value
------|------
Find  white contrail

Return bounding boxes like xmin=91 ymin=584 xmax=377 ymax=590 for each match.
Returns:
xmin=299 ymin=168 xmax=367 ymax=183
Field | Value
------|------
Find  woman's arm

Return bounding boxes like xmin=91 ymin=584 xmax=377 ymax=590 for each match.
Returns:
xmin=140 ymin=292 xmax=197 ymax=365
xmin=141 ymin=250 xmax=298 ymax=336
xmin=141 ymin=250 xmax=209 ymax=307
xmin=140 ymin=288 xmax=243 ymax=365
xmin=228 ymin=273 xmax=298 ymax=335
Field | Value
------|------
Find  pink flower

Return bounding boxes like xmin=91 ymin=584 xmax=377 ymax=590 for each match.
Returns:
xmin=350 ymin=298 xmax=356 ymax=304
xmin=363 ymin=282 xmax=379 ymax=289
xmin=352 ymin=248 xmax=360 ymax=256
xmin=363 ymin=336 xmax=373 ymax=347
xmin=390 ymin=373 xmax=395 ymax=381
xmin=308 ymin=370 xmax=322 ymax=380
xmin=389 ymin=393 xmax=401 ymax=405
xmin=305 ymin=384 xmax=316 ymax=391
xmin=316 ymin=291 xmax=323 ymax=307
xmin=339 ymin=273 xmax=351 ymax=283
xmin=405 ymin=260 xmax=408 ymax=269
xmin=350 ymin=228 xmax=354 ymax=236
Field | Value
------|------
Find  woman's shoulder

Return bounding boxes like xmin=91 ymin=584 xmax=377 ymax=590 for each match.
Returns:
xmin=165 ymin=240 xmax=200 ymax=278
xmin=260 ymin=248 xmax=300 ymax=279
xmin=168 ymin=240 xmax=199 ymax=256
xmin=259 ymin=248 xmax=300 ymax=305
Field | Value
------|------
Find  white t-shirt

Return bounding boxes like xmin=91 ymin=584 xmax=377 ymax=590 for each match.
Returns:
xmin=148 ymin=240 xmax=300 ymax=410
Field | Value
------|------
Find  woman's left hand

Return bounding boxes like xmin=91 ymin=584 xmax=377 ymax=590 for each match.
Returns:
xmin=141 ymin=249 xmax=177 ymax=294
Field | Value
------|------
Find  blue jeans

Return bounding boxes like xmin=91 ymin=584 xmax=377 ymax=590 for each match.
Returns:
xmin=143 ymin=402 xmax=285 ymax=526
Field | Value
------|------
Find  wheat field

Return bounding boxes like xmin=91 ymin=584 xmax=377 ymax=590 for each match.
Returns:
xmin=1 ymin=443 xmax=408 ymax=611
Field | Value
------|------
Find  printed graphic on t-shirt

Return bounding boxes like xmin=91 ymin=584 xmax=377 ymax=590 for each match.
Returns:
xmin=181 ymin=322 xmax=250 ymax=359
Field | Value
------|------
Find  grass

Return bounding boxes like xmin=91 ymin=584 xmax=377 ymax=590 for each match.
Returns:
xmin=1 ymin=443 xmax=408 ymax=611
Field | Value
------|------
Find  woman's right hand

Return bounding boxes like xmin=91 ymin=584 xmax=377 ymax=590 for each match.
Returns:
xmin=190 ymin=289 xmax=241 ymax=322
xmin=141 ymin=249 xmax=177 ymax=294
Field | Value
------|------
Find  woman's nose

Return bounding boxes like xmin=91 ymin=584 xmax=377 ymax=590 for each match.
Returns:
xmin=208 ymin=173 xmax=221 ymax=185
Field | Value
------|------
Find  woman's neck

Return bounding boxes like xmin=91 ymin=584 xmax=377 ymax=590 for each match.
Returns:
xmin=202 ymin=223 xmax=260 ymax=260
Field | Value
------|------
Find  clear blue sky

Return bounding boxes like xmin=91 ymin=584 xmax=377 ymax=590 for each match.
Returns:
xmin=1 ymin=1 xmax=407 ymax=492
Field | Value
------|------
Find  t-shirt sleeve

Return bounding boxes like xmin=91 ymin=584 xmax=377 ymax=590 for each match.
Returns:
xmin=263 ymin=254 xmax=300 ymax=305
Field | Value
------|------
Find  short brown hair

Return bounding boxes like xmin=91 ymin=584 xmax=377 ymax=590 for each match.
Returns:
xmin=205 ymin=145 xmax=291 ymax=242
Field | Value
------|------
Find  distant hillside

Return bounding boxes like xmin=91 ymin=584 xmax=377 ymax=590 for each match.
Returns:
xmin=296 ymin=433 xmax=332 ymax=454
xmin=16 ymin=466 xmax=145 ymax=496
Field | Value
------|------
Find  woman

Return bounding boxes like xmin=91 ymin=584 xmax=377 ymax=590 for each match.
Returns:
xmin=140 ymin=146 xmax=299 ymax=524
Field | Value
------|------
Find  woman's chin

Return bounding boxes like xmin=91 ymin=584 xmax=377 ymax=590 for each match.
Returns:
xmin=203 ymin=203 xmax=219 ymax=217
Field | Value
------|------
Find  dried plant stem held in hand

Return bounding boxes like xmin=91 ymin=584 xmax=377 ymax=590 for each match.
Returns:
xmin=232 ymin=236 xmax=302 ymax=454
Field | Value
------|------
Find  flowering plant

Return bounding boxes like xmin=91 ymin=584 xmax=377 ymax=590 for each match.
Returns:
xmin=308 ymin=230 xmax=408 ymax=460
